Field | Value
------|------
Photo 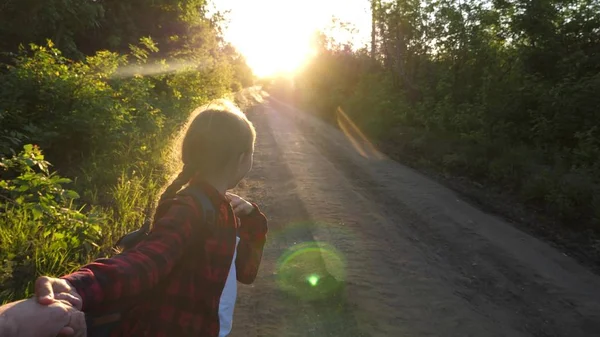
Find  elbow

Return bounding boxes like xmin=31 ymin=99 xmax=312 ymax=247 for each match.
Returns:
xmin=237 ymin=272 xmax=257 ymax=285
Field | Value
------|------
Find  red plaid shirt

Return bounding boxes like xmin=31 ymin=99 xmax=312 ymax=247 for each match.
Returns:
xmin=62 ymin=182 xmax=268 ymax=337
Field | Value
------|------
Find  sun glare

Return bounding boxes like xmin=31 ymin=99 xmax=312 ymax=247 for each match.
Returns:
xmin=213 ymin=0 xmax=371 ymax=78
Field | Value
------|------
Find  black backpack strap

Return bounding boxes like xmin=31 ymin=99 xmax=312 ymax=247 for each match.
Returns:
xmin=114 ymin=220 xmax=151 ymax=251
xmin=177 ymin=185 xmax=216 ymax=230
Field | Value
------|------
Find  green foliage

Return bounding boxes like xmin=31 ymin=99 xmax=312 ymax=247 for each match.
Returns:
xmin=0 ymin=0 xmax=104 ymax=57
xmin=292 ymin=0 xmax=600 ymax=235
xmin=0 ymin=38 xmax=233 ymax=299
xmin=0 ymin=145 xmax=102 ymax=302
xmin=0 ymin=39 xmax=240 ymax=196
xmin=0 ymin=0 xmax=253 ymax=303
xmin=0 ymin=42 xmax=130 ymax=167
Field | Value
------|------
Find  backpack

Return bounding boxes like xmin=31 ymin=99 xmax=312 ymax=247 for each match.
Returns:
xmin=84 ymin=185 xmax=216 ymax=337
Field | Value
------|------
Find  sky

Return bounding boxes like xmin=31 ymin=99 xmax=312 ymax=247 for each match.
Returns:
xmin=210 ymin=0 xmax=372 ymax=77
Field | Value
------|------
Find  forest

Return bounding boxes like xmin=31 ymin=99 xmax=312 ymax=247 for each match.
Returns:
xmin=0 ymin=0 xmax=253 ymax=302
xmin=284 ymin=0 xmax=600 ymax=264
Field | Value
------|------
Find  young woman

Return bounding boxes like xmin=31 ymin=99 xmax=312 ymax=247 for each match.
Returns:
xmin=33 ymin=107 xmax=268 ymax=337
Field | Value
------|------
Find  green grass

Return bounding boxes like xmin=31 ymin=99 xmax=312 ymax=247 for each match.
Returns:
xmin=0 ymin=143 xmax=171 ymax=303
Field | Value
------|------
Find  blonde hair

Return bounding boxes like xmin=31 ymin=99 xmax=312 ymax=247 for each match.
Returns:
xmin=160 ymin=107 xmax=256 ymax=201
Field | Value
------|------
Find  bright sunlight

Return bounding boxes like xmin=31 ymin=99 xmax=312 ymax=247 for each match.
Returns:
xmin=212 ymin=0 xmax=371 ymax=77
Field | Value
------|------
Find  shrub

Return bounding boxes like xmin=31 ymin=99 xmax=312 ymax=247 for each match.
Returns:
xmin=0 ymin=145 xmax=102 ymax=302
xmin=0 ymin=39 xmax=243 ymax=303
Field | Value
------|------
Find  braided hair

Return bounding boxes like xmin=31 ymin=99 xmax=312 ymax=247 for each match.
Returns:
xmin=158 ymin=107 xmax=256 ymax=202
xmin=158 ymin=164 xmax=195 ymax=203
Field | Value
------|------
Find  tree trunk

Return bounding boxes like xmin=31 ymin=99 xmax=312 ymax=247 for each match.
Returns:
xmin=371 ymin=0 xmax=378 ymax=59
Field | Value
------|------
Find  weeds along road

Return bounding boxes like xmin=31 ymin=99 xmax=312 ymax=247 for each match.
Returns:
xmin=230 ymin=96 xmax=600 ymax=337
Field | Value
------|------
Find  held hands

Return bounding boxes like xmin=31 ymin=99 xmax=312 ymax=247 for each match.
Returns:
xmin=0 ymin=298 xmax=86 ymax=337
xmin=36 ymin=276 xmax=83 ymax=311
xmin=25 ymin=276 xmax=86 ymax=337
xmin=0 ymin=271 xmax=85 ymax=336
xmin=226 ymin=192 xmax=255 ymax=216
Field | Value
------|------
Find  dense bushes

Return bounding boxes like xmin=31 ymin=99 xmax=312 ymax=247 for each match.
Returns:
xmin=0 ymin=42 xmax=244 ymax=301
xmin=290 ymin=0 xmax=600 ymax=239
xmin=0 ymin=0 xmax=254 ymax=302
xmin=294 ymin=52 xmax=600 ymax=231
xmin=0 ymin=145 xmax=103 ymax=300
xmin=0 ymin=39 xmax=234 ymax=198
xmin=0 ymin=39 xmax=250 ymax=302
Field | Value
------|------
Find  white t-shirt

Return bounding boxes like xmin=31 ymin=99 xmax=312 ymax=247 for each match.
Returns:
xmin=218 ymin=236 xmax=240 ymax=337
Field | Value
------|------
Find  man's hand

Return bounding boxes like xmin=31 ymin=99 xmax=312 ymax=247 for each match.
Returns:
xmin=0 ymin=298 xmax=86 ymax=337
xmin=226 ymin=192 xmax=255 ymax=216
xmin=35 ymin=276 xmax=83 ymax=311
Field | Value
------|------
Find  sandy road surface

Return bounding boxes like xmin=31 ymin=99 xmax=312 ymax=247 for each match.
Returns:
xmin=230 ymin=97 xmax=600 ymax=337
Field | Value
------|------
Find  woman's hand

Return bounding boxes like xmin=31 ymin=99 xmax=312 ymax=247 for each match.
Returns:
xmin=226 ymin=192 xmax=255 ymax=216
xmin=35 ymin=276 xmax=83 ymax=310
xmin=0 ymin=298 xmax=86 ymax=337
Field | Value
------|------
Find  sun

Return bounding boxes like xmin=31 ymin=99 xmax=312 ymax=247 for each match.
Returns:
xmin=233 ymin=18 xmax=314 ymax=78
xmin=245 ymin=35 xmax=312 ymax=78
xmin=219 ymin=0 xmax=316 ymax=78
xmin=213 ymin=0 xmax=371 ymax=78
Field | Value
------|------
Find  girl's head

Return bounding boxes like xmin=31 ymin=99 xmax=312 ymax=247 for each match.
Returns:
xmin=161 ymin=107 xmax=256 ymax=200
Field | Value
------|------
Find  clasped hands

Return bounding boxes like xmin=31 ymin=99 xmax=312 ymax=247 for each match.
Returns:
xmin=0 ymin=277 xmax=85 ymax=337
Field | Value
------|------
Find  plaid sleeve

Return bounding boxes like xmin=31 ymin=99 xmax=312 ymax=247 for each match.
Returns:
xmin=235 ymin=203 xmax=268 ymax=284
xmin=62 ymin=199 xmax=198 ymax=312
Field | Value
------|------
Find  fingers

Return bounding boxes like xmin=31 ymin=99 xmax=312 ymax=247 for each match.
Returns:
xmin=35 ymin=277 xmax=56 ymax=305
xmin=233 ymin=203 xmax=254 ymax=216
xmin=228 ymin=194 xmax=244 ymax=209
xmin=0 ymin=298 xmax=80 ymax=337
xmin=58 ymin=326 xmax=75 ymax=336
xmin=35 ymin=277 xmax=81 ymax=310
xmin=233 ymin=204 xmax=244 ymax=214
xmin=55 ymin=293 xmax=82 ymax=311
xmin=227 ymin=192 xmax=254 ymax=216
xmin=67 ymin=309 xmax=87 ymax=337
xmin=59 ymin=305 xmax=86 ymax=337
xmin=226 ymin=193 xmax=241 ymax=203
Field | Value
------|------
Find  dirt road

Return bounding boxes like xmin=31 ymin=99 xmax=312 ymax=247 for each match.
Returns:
xmin=230 ymin=97 xmax=600 ymax=337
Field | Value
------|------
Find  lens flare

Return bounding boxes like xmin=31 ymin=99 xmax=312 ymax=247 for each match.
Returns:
xmin=336 ymin=107 xmax=385 ymax=160
xmin=111 ymin=60 xmax=205 ymax=79
xmin=276 ymin=241 xmax=346 ymax=301
xmin=307 ymin=274 xmax=320 ymax=286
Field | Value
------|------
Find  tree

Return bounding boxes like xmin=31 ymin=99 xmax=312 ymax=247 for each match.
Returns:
xmin=0 ymin=0 xmax=104 ymax=57
xmin=295 ymin=0 xmax=600 ymax=231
